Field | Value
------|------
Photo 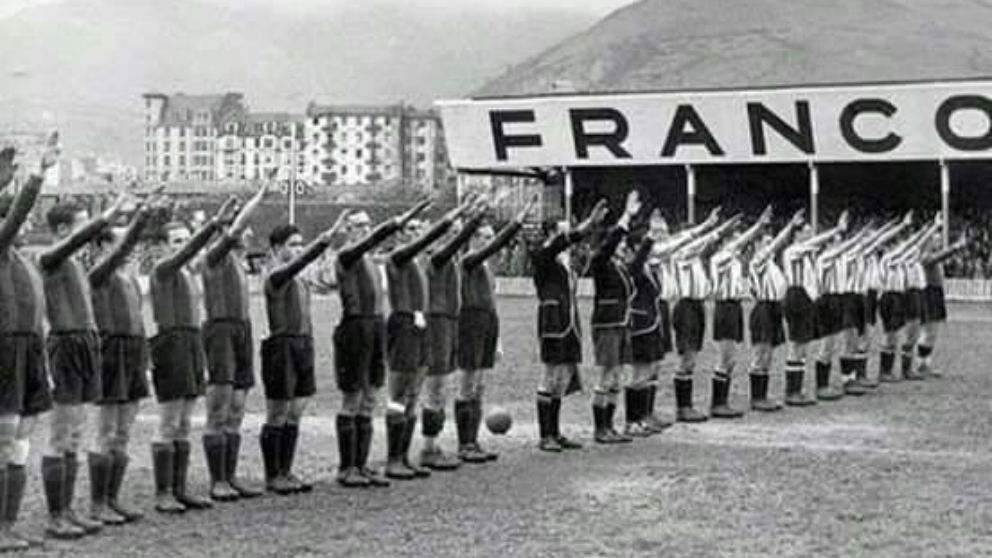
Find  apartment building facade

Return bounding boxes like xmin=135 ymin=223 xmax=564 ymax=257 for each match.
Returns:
xmin=143 ymin=92 xmax=453 ymax=191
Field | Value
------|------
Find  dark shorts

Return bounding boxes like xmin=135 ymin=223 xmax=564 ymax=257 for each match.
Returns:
xmin=865 ymin=289 xmax=879 ymax=326
xmin=815 ymin=294 xmax=843 ymax=338
xmin=458 ymin=308 xmax=499 ymax=371
xmin=841 ymin=293 xmax=867 ymax=336
xmin=150 ymin=327 xmax=206 ymax=402
xmin=262 ymin=334 xmax=316 ymax=400
xmin=387 ymin=313 xmax=429 ymax=372
xmin=203 ymin=319 xmax=255 ymax=390
xmin=879 ymin=291 xmax=906 ymax=333
xmin=751 ymin=300 xmax=786 ymax=347
xmin=0 ymin=332 xmax=53 ymax=417
xmin=540 ymin=330 xmax=582 ymax=365
xmin=673 ymin=298 xmax=706 ymax=354
xmin=712 ymin=300 xmax=744 ymax=342
xmin=48 ymin=330 xmax=102 ymax=405
xmin=784 ymin=287 xmax=816 ymax=343
xmin=99 ymin=334 xmax=149 ymax=405
xmin=904 ymin=288 xmax=924 ymax=322
xmin=428 ymin=314 xmax=459 ymax=376
xmin=593 ymin=326 xmax=632 ymax=367
xmin=631 ymin=328 xmax=665 ymax=364
xmin=923 ymin=285 xmax=947 ymax=323
xmin=333 ymin=316 xmax=386 ymax=393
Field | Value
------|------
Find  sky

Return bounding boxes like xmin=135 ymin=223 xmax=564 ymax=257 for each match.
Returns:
xmin=0 ymin=0 xmax=638 ymax=19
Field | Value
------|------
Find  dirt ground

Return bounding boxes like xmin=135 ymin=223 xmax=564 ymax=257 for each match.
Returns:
xmin=11 ymin=298 xmax=992 ymax=558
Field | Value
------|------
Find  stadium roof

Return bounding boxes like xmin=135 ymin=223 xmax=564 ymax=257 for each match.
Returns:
xmin=474 ymin=0 xmax=992 ymax=98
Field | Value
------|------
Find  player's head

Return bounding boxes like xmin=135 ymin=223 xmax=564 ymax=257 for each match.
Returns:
xmin=46 ymin=200 xmax=89 ymax=237
xmin=648 ymin=209 xmax=669 ymax=239
xmin=93 ymin=225 xmax=133 ymax=264
xmin=162 ymin=221 xmax=192 ymax=257
xmin=470 ymin=222 xmax=495 ymax=251
xmin=269 ymin=223 xmax=303 ymax=263
xmin=400 ymin=218 xmax=422 ymax=243
xmin=346 ymin=210 xmax=372 ymax=242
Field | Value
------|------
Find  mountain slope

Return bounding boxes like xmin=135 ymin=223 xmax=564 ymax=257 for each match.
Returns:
xmin=475 ymin=0 xmax=992 ymax=97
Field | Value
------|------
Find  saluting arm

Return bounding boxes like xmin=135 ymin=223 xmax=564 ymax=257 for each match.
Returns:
xmin=154 ymin=220 xmax=221 ymax=276
xmin=463 ymin=221 xmax=522 ymax=271
xmin=391 ymin=218 xmax=452 ymax=266
xmin=89 ymin=208 xmax=150 ymax=287
xmin=269 ymin=237 xmax=332 ymax=289
xmin=0 ymin=174 xmax=42 ymax=251
xmin=339 ymin=220 xmax=401 ymax=269
xmin=430 ymin=215 xmax=483 ymax=269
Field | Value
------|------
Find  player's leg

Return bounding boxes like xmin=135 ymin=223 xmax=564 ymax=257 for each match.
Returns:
xmin=456 ymin=368 xmax=489 ymax=462
xmin=283 ymin=396 xmax=318 ymax=490
xmin=919 ymin=320 xmax=940 ymax=377
xmin=626 ymin=363 xmax=653 ymax=436
xmin=902 ymin=319 xmax=924 ymax=381
xmin=87 ymin=403 xmax=126 ymax=525
xmin=877 ymin=292 xmax=901 ymax=383
xmin=224 ymin=389 xmax=261 ymax=497
xmin=151 ymin=399 xmax=187 ymax=513
xmin=0 ymin=415 xmax=29 ymax=551
xmin=106 ymin=401 xmax=143 ymax=522
xmin=421 ymin=374 xmax=461 ymax=470
xmin=43 ymin=401 xmax=92 ymax=538
xmin=711 ymin=339 xmax=744 ymax=418
xmin=203 ymin=384 xmax=238 ymax=501
xmin=750 ymin=342 xmax=781 ymax=412
xmin=674 ymin=300 xmax=707 ymax=422
xmin=4 ymin=415 xmax=43 ymax=547
xmin=386 ymin=370 xmax=417 ymax=479
xmin=172 ymin=398 xmax=211 ymax=510
xmin=536 ymin=365 xmax=562 ymax=452
xmin=337 ymin=390 xmax=371 ymax=487
xmin=262 ymin=399 xmax=294 ymax=494
xmin=354 ymin=388 xmax=388 ymax=487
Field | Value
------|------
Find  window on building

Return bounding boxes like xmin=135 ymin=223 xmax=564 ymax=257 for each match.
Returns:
xmin=164 ymin=155 xmax=171 ymax=166
xmin=263 ymin=138 xmax=274 ymax=149
xmin=179 ymin=155 xmax=185 ymax=166
xmin=356 ymin=149 xmax=363 ymax=158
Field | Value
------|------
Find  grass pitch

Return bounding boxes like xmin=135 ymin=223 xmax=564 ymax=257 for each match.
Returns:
xmin=13 ymin=298 xmax=992 ymax=558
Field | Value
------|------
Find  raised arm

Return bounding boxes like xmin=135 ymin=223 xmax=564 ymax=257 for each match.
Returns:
xmin=392 ymin=198 xmax=475 ymax=266
xmin=923 ymin=236 xmax=968 ymax=267
xmin=431 ymin=214 xmax=484 ymax=269
xmin=88 ymin=206 xmax=151 ymax=287
xmin=863 ymin=212 xmax=912 ymax=255
xmin=897 ymin=219 xmax=942 ymax=263
xmin=754 ymin=209 xmax=805 ymax=265
xmin=338 ymin=199 xmax=430 ymax=269
xmin=206 ymin=182 xmax=267 ymax=268
xmin=39 ymin=196 xmax=126 ymax=270
xmin=154 ymin=198 xmax=235 ymax=276
xmin=819 ymin=225 xmax=872 ymax=263
xmin=0 ymin=174 xmax=42 ymax=251
xmin=722 ymin=206 xmax=772 ymax=255
xmin=270 ymin=210 xmax=351 ymax=289
xmin=679 ymin=214 xmax=741 ymax=259
xmin=1 ymin=136 xmax=55 ymax=251
xmin=464 ymin=221 xmax=522 ymax=271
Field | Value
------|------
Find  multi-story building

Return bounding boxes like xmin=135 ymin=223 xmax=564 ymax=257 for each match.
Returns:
xmin=305 ymin=103 xmax=454 ymax=190
xmin=143 ymin=93 xmax=453 ymax=191
xmin=216 ymin=113 xmax=308 ymax=182
xmin=142 ymin=92 xmax=246 ymax=182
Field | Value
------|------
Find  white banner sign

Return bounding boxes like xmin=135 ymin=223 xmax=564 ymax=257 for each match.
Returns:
xmin=437 ymin=80 xmax=992 ymax=168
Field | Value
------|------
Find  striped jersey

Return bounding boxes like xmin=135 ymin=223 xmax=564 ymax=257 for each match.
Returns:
xmin=783 ymin=244 xmax=820 ymax=299
xmin=710 ymin=249 xmax=748 ymax=300
xmin=861 ymin=253 xmax=885 ymax=292
xmin=655 ymin=260 xmax=681 ymax=300
xmin=750 ymin=257 xmax=788 ymax=301
xmin=816 ymin=252 xmax=842 ymax=294
xmin=674 ymin=256 xmax=711 ymax=300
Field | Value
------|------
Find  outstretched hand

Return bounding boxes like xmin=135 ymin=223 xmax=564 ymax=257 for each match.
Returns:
xmin=40 ymin=131 xmax=60 ymax=172
xmin=321 ymin=209 xmax=353 ymax=242
xmin=0 ymin=147 xmax=17 ymax=191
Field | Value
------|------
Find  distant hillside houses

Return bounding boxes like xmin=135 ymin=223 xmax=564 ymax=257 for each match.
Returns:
xmin=142 ymin=92 xmax=455 ymax=192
